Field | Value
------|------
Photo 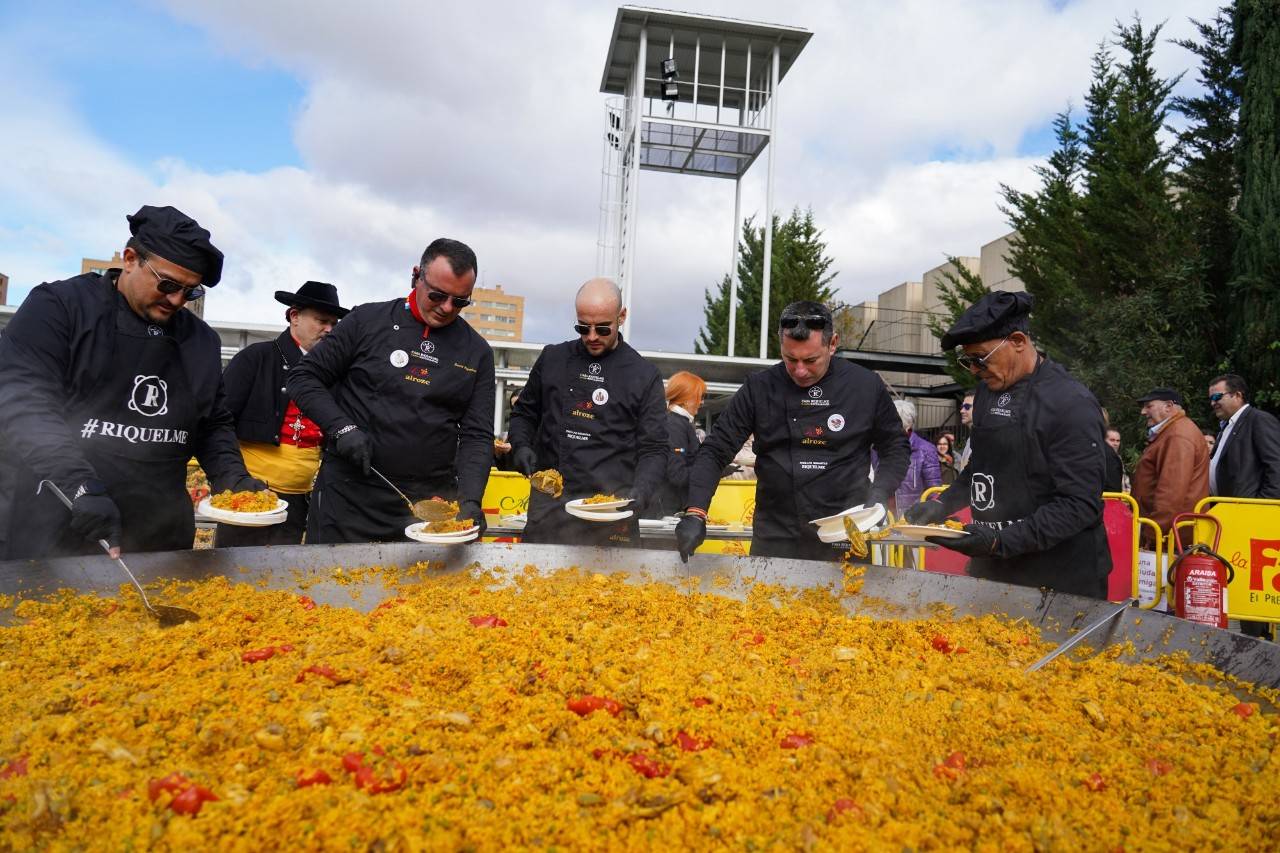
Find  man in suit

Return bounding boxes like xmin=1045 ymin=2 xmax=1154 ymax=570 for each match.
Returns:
xmin=1208 ymin=373 xmax=1280 ymax=639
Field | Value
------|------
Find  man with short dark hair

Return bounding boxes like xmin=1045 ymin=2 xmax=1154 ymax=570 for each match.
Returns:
xmin=905 ymin=291 xmax=1112 ymax=598
xmin=217 ymin=281 xmax=349 ymax=547
xmin=288 ymin=239 xmax=495 ymax=543
xmin=1131 ymin=387 xmax=1209 ymax=542
xmin=0 ymin=205 xmax=261 ymax=559
xmin=675 ymin=301 xmax=909 ymax=562
xmin=956 ymin=392 xmax=976 ymax=471
xmin=507 ymin=278 xmax=667 ymax=546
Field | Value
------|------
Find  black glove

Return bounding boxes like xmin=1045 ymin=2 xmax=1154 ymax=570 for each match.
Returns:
xmin=232 ymin=476 xmax=269 ymax=492
xmin=69 ymin=481 xmax=122 ymax=548
xmin=928 ymin=523 xmax=1000 ymax=557
xmin=904 ymin=498 xmax=950 ymax=526
xmin=675 ymin=514 xmax=707 ymax=563
xmin=334 ymin=427 xmax=373 ymax=475
xmin=629 ymin=489 xmax=652 ymax=517
xmin=512 ymin=446 xmax=538 ymax=477
xmin=458 ymin=500 xmax=487 ymax=537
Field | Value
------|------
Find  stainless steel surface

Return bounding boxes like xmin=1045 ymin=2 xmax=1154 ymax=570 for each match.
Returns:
xmin=35 ymin=480 xmax=199 ymax=627
xmin=2 ymin=542 xmax=1277 ymax=692
xmin=1027 ymin=597 xmax=1135 ymax=672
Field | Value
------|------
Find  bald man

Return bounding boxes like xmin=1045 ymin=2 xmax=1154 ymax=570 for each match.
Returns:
xmin=507 ymin=279 xmax=667 ymax=547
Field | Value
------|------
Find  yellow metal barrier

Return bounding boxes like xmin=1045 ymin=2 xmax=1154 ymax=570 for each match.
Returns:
xmin=1193 ymin=496 xmax=1280 ymax=624
xmin=1137 ymin=517 xmax=1166 ymax=611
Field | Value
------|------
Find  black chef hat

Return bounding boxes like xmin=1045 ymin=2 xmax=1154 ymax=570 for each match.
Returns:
xmin=940 ymin=290 xmax=1034 ymax=350
xmin=126 ymin=205 xmax=224 ymax=287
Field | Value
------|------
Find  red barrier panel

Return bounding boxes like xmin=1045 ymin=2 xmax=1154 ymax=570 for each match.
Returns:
xmin=920 ymin=507 xmax=971 ymax=576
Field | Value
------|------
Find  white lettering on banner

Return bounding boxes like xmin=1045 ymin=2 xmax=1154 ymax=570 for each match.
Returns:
xmin=565 ymin=429 xmax=591 ymax=442
xmin=81 ymin=419 xmax=188 ymax=445
xmin=971 ymin=473 xmax=996 ymax=511
xmin=127 ymin=375 xmax=169 ymax=417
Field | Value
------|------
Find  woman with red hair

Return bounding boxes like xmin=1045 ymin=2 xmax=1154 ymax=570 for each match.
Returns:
xmin=651 ymin=371 xmax=706 ymax=517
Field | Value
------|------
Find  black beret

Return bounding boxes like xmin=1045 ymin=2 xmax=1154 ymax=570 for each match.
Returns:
xmin=127 ymin=205 xmax=224 ymax=287
xmin=940 ymin=290 xmax=1034 ymax=350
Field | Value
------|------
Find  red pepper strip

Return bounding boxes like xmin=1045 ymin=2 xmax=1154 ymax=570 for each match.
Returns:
xmin=169 ymin=784 xmax=218 ymax=815
xmin=243 ymin=613 xmax=257 ymax=622
xmin=342 ymin=748 xmax=405 ymax=793
xmin=1083 ymin=772 xmax=1107 ymax=791
xmin=827 ymin=798 xmax=863 ymax=822
xmin=295 ymin=664 xmax=345 ymax=684
xmin=147 ymin=772 xmax=189 ymax=802
xmin=372 ymin=598 xmax=407 ymax=617
xmin=468 ymin=614 xmax=508 ymax=628
xmin=341 ymin=752 xmax=366 ymax=773
xmin=931 ymin=635 xmax=953 ymax=654
xmin=779 ymin=733 xmax=813 ymax=749
xmin=0 ymin=755 xmax=29 ymax=780
xmin=296 ymin=769 xmax=333 ymax=788
xmin=675 ymin=730 xmax=714 ymax=752
xmin=933 ymin=751 xmax=967 ymax=780
xmin=298 ymin=595 xmax=317 ymax=610
xmin=1232 ymin=702 xmax=1256 ymax=718
xmin=241 ymin=646 xmax=283 ymax=663
xmin=566 ymin=695 xmax=622 ymax=717
xmin=691 ymin=696 xmax=713 ymax=708
xmin=626 ymin=752 xmax=671 ymax=778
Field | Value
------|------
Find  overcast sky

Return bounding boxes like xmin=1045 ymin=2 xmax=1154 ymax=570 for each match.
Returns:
xmin=0 ymin=0 xmax=1220 ymax=351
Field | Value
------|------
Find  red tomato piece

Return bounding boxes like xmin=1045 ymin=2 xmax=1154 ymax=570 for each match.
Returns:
xmin=780 ymin=733 xmax=813 ymax=749
xmin=468 ymin=614 xmax=508 ymax=628
xmin=931 ymin=635 xmax=953 ymax=654
xmin=296 ymin=769 xmax=333 ymax=788
xmin=295 ymin=664 xmax=342 ymax=684
xmin=1144 ymin=758 xmax=1173 ymax=776
xmin=933 ymin=752 xmax=967 ymax=780
xmin=691 ymin=696 xmax=713 ymax=708
xmin=626 ymin=752 xmax=671 ymax=778
xmin=1083 ymin=772 xmax=1107 ymax=792
xmin=566 ymin=695 xmax=622 ymax=717
xmin=675 ymin=730 xmax=714 ymax=752
xmin=353 ymin=756 xmax=407 ymax=794
xmin=169 ymin=784 xmax=218 ymax=816
xmin=1232 ymin=702 xmax=1256 ymax=718
xmin=277 ymin=644 xmax=295 ymax=653
xmin=297 ymin=595 xmax=317 ymax=610
xmin=147 ymin=772 xmax=189 ymax=802
xmin=827 ymin=797 xmax=863 ymax=822
xmin=241 ymin=647 xmax=277 ymax=663
xmin=341 ymin=752 xmax=366 ymax=773
xmin=0 ymin=755 xmax=29 ymax=780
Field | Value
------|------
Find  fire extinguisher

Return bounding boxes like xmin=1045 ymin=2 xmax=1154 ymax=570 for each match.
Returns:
xmin=1166 ymin=513 xmax=1234 ymax=629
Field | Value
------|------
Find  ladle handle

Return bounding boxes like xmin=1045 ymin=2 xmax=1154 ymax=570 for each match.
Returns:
xmin=369 ymin=466 xmax=415 ymax=511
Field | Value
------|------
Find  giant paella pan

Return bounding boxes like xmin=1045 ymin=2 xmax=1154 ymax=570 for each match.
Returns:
xmin=1 ymin=543 xmax=1277 ymax=850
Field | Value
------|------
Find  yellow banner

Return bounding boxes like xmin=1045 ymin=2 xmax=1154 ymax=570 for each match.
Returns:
xmin=1194 ymin=497 xmax=1280 ymax=624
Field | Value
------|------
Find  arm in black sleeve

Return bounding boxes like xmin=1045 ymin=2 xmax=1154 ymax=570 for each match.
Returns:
xmin=287 ymin=310 xmax=361 ymax=435
xmin=1256 ymin=413 xmax=1280 ymax=499
xmin=686 ymin=383 xmax=756 ymax=510
xmin=455 ymin=347 xmax=496 ymax=505
xmin=931 ymin=465 xmax=973 ymax=514
xmin=630 ymin=373 xmax=669 ymax=499
xmin=866 ymin=383 xmax=911 ymax=506
xmin=506 ymin=351 xmax=545 ymax=451
xmin=997 ymin=397 xmax=1105 ymax=558
xmin=0 ymin=286 xmax=97 ymax=493
xmin=662 ymin=415 xmax=694 ymax=500
xmin=194 ymin=376 xmax=252 ymax=492
xmin=220 ymin=346 xmax=257 ymax=421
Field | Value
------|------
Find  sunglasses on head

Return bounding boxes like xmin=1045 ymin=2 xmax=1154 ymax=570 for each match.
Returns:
xmin=142 ymin=258 xmax=204 ymax=301
xmin=779 ymin=315 xmax=827 ymax=331
xmin=574 ymin=321 xmax=615 ymax=336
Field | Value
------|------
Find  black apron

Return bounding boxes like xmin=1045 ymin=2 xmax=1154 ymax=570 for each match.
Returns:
xmin=9 ymin=313 xmax=198 ymax=557
xmin=964 ymin=378 xmax=1107 ymax=598
xmin=522 ymin=350 xmax=640 ymax=548
xmin=306 ymin=454 xmax=457 ymax=544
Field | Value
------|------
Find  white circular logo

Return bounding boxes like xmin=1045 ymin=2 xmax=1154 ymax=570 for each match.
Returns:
xmin=809 ymin=386 xmax=823 ymax=398
xmin=998 ymin=393 xmax=1012 ymax=407
xmin=970 ymin=473 xmax=996 ymax=511
xmin=146 ymin=325 xmax=164 ymax=337
xmin=589 ymin=363 xmax=602 ymax=375
xmin=390 ymin=350 xmax=409 ymax=368
xmin=827 ymin=413 xmax=845 ymax=432
xmin=420 ymin=340 xmax=435 ymax=354
xmin=592 ymin=388 xmax=609 ymax=406
xmin=127 ymin=375 xmax=169 ymax=417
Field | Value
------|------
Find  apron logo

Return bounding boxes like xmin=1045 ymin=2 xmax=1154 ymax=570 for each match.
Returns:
xmin=589 ymin=362 xmax=602 ymax=376
xmin=390 ymin=350 xmax=409 ymax=368
xmin=146 ymin=325 xmax=164 ymax=337
xmin=971 ymin=473 xmax=996 ymax=511
xmin=127 ymin=375 xmax=168 ymax=417
xmin=809 ymin=386 xmax=823 ymax=398
xmin=803 ymin=425 xmax=824 ymax=438
xmin=420 ymin=340 xmax=435 ymax=354
xmin=998 ymin=393 xmax=1011 ymax=407
xmin=592 ymin=388 xmax=609 ymax=406
xmin=827 ymin=413 xmax=845 ymax=432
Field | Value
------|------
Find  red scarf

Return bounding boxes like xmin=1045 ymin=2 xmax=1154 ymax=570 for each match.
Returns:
xmin=405 ymin=291 xmax=430 ymax=338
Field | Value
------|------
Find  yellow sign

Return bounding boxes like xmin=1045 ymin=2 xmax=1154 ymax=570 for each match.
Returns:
xmin=1195 ymin=497 xmax=1280 ymax=624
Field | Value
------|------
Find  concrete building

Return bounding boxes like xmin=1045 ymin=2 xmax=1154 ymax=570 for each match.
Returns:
xmin=81 ymin=252 xmax=124 ymax=276
xmin=979 ymin=233 xmax=1024 ymax=293
xmin=467 ymin=285 xmax=524 ymax=342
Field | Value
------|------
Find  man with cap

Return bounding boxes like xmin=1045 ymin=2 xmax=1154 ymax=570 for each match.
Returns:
xmin=674 ymin=301 xmax=910 ymax=562
xmin=287 ymin=238 xmax=495 ymax=543
xmin=904 ymin=291 xmax=1112 ymax=597
xmin=507 ymin=278 xmax=667 ymax=547
xmin=0 ymin=205 xmax=263 ymax=559
xmin=1131 ymin=387 xmax=1208 ymax=545
xmin=216 ymin=282 xmax=350 ymax=547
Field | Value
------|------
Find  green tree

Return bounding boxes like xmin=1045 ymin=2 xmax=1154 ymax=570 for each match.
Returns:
xmin=925 ymin=256 xmax=992 ymax=388
xmin=1229 ymin=0 xmax=1280 ymax=408
xmin=695 ymin=208 xmax=838 ymax=359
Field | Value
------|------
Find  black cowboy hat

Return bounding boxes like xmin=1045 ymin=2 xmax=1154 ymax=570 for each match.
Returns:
xmin=274 ymin=281 xmax=349 ymax=318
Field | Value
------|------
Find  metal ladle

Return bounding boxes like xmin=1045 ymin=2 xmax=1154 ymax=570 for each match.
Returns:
xmin=368 ymin=466 xmax=457 ymax=522
xmin=1026 ymin=597 xmax=1135 ymax=673
xmin=37 ymin=480 xmax=199 ymax=627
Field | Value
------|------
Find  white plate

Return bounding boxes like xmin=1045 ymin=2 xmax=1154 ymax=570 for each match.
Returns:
xmin=213 ymin=511 xmax=288 ymax=528
xmin=566 ymin=497 xmax=633 ymax=512
xmin=565 ymin=505 xmax=633 ymax=522
xmin=497 ymin=514 xmax=527 ymax=530
xmin=639 ymin=517 xmax=678 ymax=529
xmin=889 ymin=524 xmax=968 ymax=539
xmin=404 ymin=523 xmax=479 ymax=544
xmin=809 ymin=504 xmax=885 ymax=529
xmin=198 ymin=496 xmax=289 ymax=517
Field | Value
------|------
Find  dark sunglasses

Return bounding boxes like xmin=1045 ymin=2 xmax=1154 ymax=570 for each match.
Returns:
xmin=1209 ymin=391 xmax=1233 ymax=404
xmin=574 ymin=322 xmax=615 ymax=336
xmin=143 ymin=258 xmax=204 ymax=301
xmin=955 ymin=337 xmax=1011 ymax=371
xmin=779 ymin=315 xmax=827 ymax=331
xmin=424 ymin=287 xmax=472 ymax=309
xmin=961 ymin=403 xmax=973 ymax=411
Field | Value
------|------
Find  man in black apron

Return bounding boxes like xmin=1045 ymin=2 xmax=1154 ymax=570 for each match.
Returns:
xmin=675 ymin=302 xmax=910 ymax=562
xmin=905 ymin=291 xmax=1111 ymax=598
xmin=287 ymin=239 xmax=495 ymax=543
xmin=0 ymin=205 xmax=262 ymax=560
xmin=217 ymin=281 xmax=350 ymax=547
xmin=507 ymin=278 xmax=667 ymax=547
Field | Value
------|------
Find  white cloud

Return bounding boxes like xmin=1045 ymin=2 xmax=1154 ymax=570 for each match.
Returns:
xmin=1 ymin=0 xmax=1222 ymax=352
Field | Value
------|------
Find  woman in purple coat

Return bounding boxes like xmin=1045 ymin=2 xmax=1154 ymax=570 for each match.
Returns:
xmin=892 ymin=399 xmax=942 ymax=512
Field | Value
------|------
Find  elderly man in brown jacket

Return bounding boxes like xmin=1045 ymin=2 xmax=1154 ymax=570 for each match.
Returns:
xmin=1132 ymin=387 xmax=1208 ymax=544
